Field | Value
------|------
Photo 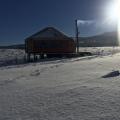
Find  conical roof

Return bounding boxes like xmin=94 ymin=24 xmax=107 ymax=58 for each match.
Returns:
xmin=27 ymin=27 xmax=70 ymax=40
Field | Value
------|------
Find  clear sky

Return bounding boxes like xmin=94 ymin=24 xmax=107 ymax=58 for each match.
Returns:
xmin=0 ymin=0 xmax=117 ymax=45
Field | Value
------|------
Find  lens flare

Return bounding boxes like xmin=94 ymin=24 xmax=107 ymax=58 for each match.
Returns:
xmin=117 ymin=0 xmax=120 ymax=45
xmin=106 ymin=0 xmax=120 ymax=45
xmin=107 ymin=1 xmax=119 ymax=21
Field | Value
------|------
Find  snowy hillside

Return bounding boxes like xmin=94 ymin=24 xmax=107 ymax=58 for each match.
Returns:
xmin=1 ymin=48 xmax=120 ymax=119
xmin=0 ymin=49 xmax=25 ymax=67
xmin=0 ymin=47 xmax=120 ymax=67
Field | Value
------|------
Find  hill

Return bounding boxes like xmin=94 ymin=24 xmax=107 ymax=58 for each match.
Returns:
xmin=0 ymin=44 xmax=25 ymax=49
xmin=0 ymin=31 xmax=119 ymax=49
xmin=1 ymin=50 xmax=120 ymax=119
xmin=78 ymin=31 xmax=118 ymax=47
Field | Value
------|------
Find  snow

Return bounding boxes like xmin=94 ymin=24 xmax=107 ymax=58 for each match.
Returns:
xmin=1 ymin=48 xmax=120 ymax=119
xmin=0 ymin=49 xmax=25 ymax=67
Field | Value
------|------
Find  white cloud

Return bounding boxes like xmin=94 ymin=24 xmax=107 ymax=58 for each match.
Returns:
xmin=77 ymin=20 xmax=95 ymax=25
xmin=77 ymin=19 xmax=117 ymax=29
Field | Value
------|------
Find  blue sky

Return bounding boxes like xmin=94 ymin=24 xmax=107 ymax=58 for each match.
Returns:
xmin=0 ymin=0 xmax=117 ymax=45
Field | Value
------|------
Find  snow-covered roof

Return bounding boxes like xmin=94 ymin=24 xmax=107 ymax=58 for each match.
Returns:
xmin=26 ymin=27 xmax=70 ymax=40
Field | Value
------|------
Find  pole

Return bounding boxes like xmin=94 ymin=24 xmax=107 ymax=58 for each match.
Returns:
xmin=75 ymin=19 xmax=79 ymax=53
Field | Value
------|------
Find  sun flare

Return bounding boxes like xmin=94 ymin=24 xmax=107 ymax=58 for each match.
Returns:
xmin=107 ymin=0 xmax=120 ymax=22
xmin=106 ymin=0 xmax=120 ymax=44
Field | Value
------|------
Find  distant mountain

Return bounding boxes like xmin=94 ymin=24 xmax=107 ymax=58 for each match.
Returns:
xmin=0 ymin=31 xmax=119 ymax=49
xmin=78 ymin=31 xmax=119 ymax=47
xmin=0 ymin=44 xmax=25 ymax=49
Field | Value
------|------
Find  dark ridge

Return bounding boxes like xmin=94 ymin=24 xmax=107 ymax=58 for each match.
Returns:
xmin=73 ymin=31 xmax=119 ymax=47
xmin=0 ymin=31 xmax=119 ymax=49
xmin=0 ymin=44 xmax=25 ymax=49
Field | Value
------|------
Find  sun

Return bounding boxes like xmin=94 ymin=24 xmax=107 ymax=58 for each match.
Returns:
xmin=106 ymin=0 xmax=120 ymax=44
xmin=107 ymin=0 xmax=120 ymax=22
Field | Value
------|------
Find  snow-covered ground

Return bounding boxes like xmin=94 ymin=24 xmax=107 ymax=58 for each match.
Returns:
xmin=0 ymin=49 xmax=25 ymax=67
xmin=0 ymin=47 xmax=120 ymax=67
xmin=79 ymin=47 xmax=120 ymax=55
xmin=1 ymin=48 xmax=120 ymax=119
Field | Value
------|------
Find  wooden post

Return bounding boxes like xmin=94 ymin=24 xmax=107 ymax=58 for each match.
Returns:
xmin=34 ymin=54 xmax=36 ymax=61
xmin=27 ymin=53 xmax=31 ymax=62
xmin=41 ymin=54 xmax=44 ymax=59
xmin=75 ymin=19 xmax=79 ymax=54
xmin=39 ymin=54 xmax=41 ymax=60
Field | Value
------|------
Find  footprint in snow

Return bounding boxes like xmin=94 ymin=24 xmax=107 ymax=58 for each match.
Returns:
xmin=0 ymin=79 xmax=15 ymax=86
xmin=30 ymin=70 xmax=40 ymax=76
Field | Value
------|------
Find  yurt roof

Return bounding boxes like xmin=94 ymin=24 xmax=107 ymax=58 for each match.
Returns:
xmin=26 ymin=27 xmax=71 ymax=40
